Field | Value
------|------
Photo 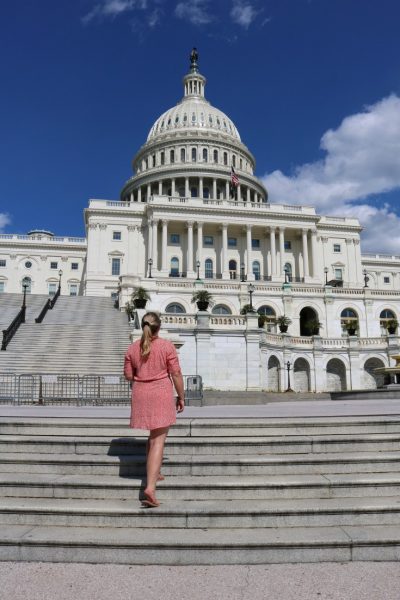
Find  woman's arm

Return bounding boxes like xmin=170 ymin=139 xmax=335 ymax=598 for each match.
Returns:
xmin=171 ymin=372 xmax=185 ymax=413
xmin=123 ymin=348 xmax=134 ymax=381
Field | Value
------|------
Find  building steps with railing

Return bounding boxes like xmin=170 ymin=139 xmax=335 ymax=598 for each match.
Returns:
xmin=0 ymin=294 xmax=49 ymax=330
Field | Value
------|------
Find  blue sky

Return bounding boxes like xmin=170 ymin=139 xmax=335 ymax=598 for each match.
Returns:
xmin=1 ymin=0 xmax=400 ymax=252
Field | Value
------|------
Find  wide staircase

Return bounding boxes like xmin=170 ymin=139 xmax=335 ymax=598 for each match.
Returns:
xmin=0 ymin=296 xmax=131 ymax=374
xmin=0 ymin=294 xmax=49 ymax=330
xmin=1 ymin=415 xmax=400 ymax=563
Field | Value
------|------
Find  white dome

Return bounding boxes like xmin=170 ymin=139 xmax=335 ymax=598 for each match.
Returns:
xmin=147 ymin=98 xmax=241 ymax=142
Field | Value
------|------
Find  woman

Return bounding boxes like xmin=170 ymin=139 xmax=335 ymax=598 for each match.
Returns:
xmin=124 ymin=311 xmax=185 ymax=508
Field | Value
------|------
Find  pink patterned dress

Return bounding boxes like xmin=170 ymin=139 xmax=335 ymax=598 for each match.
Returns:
xmin=124 ymin=336 xmax=181 ymax=430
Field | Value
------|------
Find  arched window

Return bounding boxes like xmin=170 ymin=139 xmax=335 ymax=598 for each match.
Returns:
xmin=253 ymin=261 xmax=261 ymax=281
xmin=232 ymin=155 xmax=236 ymax=167
xmin=160 ymin=151 xmax=165 ymax=165
xmin=165 ymin=303 xmax=186 ymax=314
xmin=170 ymin=257 xmax=179 ymax=277
xmin=202 ymin=148 xmax=208 ymax=162
xmin=258 ymin=305 xmax=276 ymax=332
xmin=213 ymin=149 xmax=218 ymax=163
xmin=212 ymin=305 xmax=232 ymax=315
xmin=223 ymin=152 xmax=228 ymax=166
xmin=170 ymin=149 xmax=175 ymax=164
xmin=229 ymin=259 xmax=237 ymax=280
xmin=340 ymin=308 xmax=359 ymax=334
xmin=380 ymin=309 xmax=397 ymax=333
xmin=192 ymin=148 xmax=197 ymax=162
xmin=181 ymin=148 xmax=186 ymax=162
xmin=205 ymin=258 xmax=213 ymax=279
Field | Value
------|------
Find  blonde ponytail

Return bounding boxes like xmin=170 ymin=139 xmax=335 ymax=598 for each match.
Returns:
xmin=140 ymin=312 xmax=161 ymax=358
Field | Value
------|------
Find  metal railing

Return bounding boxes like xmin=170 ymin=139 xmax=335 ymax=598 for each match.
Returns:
xmin=1 ymin=305 xmax=26 ymax=351
xmin=35 ymin=285 xmax=61 ymax=323
xmin=0 ymin=373 xmax=203 ymax=406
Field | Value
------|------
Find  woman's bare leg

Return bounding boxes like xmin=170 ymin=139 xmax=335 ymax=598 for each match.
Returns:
xmin=143 ymin=427 xmax=169 ymax=504
xmin=146 ymin=438 xmax=164 ymax=481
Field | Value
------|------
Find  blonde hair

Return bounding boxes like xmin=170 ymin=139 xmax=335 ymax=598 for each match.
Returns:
xmin=140 ymin=312 xmax=161 ymax=358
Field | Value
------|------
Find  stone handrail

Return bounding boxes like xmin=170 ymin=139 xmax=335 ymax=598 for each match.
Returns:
xmin=210 ymin=316 xmax=246 ymax=327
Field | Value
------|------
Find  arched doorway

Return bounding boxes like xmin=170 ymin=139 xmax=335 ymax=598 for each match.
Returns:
xmin=258 ymin=305 xmax=276 ymax=332
xmin=364 ymin=357 xmax=385 ymax=389
xmin=293 ymin=358 xmax=311 ymax=392
xmin=299 ymin=307 xmax=319 ymax=336
xmin=267 ymin=356 xmax=280 ymax=392
xmin=326 ymin=358 xmax=347 ymax=391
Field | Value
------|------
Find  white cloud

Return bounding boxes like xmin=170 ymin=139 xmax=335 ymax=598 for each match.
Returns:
xmin=262 ymin=94 xmax=400 ymax=253
xmin=230 ymin=0 xmax=258 ymax=28
xmin=0 ymin=213 xmax=10 ymax=232
xmin=82 ymin=0 xmax=147 ymax=24
xmin=174 ymin=0 xmax=213 ymax=25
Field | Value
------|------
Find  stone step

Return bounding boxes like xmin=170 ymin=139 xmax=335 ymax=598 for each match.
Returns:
xmin=2 ymin=472 xmax=400 ymax=500
xmin=2 ymin=496 xmax=400 ymax=529
xmin=2 ymin=416 xmax=400 ymax=437
xmin=2 ymin=523 xmax=400 ymax=564
xmin=2 ymin=450 xmax=400 ymax=476
xmin=1 ymin=432 xmax=400 ymax=455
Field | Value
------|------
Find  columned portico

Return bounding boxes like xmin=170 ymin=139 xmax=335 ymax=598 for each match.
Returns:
xmin=161 ymin=219 xmax=168 ymax=275
xmin=270 ymin=227 xmax=276 ymax=276
xmin=311 ymin=229 xmax=318 ymax=278
xmin=302 ymin=229 xmax=310 ymax=278
xmin=152 ymin=219 xmax=158 ymax=273
xmin=197 ymin=222 xmax=203 ymax=278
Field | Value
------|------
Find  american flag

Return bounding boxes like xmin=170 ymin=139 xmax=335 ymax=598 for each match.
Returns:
xmin=231 ymin=166 xmax=239 ymax=187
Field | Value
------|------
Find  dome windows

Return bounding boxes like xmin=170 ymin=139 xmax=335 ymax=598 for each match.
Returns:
xmin=183 ymin=113 xmax=188 ymax=124
xmin=223 ymin=152 xmax=228 ymax=166
xmin=213 ymin=149 xmax=218 ymax=163
xmin=175 ymin=115 xmax=179 ymax=124
xmin=170 ymin=149 xmax=175 ymax=164
xmin=180 ymin=148 xmax=186 ymax=163
xmin=167 ymin=118 xmax=171 ymax=126
xmin=191 ymin=148 xmax=197 ymax=162
xmin=191 ymin=112 xmax=196 ymax=123
xmin=209 ymin=115 xmax=213 ymax=125
xmin=232 ymin=155 xmax=236 ymax=168
xmin=202 ymin=148 xmax=208 ymax=162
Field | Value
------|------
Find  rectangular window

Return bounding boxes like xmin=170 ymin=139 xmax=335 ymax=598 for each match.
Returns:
xmin=252 ymin=239 xmax=260 ymax=249
xmin=203 ymin=235 xmax=214 ymax=246
xmin=0 ymin=281 xmax=4 ymax=293
xmin=71 ymin=262 xmax=79 ymax=270
xmin=384 ymin=276 xmax=390 ymax=284
xmin=50 ymin=262 xmax=58 ymax=269
xmin=113 ymin=231 xmax=122 ymax=241
xmin=48 ymin=283 xmax=57 ymax=297
xmin=0 ymin=259 xmax=6 ymax=267
xmin=69 ymin=284 xmax=78 ymax=296
xmin=160 ymin=151 xmax=165 ymax=165
xmin=111 ymin=258 xmax=120 ymax=276
xmin=284 ymin=241 xmax=292 ymax=250
xmin=228 ymin=237 xmax=237 ymax=248
xmin=333 ymin=243 xmax=341 ymax=253
xmin=335 ymin=268 xmax=343 ymax=280
xmin=170 ymin=233 xmax=180 ymax=244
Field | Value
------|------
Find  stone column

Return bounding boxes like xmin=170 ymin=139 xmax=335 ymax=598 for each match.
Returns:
xmin=247 ymin=188 xmax=251 ymax=202
xmin=311 ymin=229 xmax=318 ymax=278
xmin=254 ymin=192 xmax=258 ymax=203
xmin=185 ymin=177 xmax=189 ymax=198
xmin=221 ymin=223 xmax=229 ymax=279
xmin=302 ymin=229 xmax=309 ymax=278
xmin=127 ymin=225 xmax=137 ymax=274
xmin=147 ymin=184 xmax=151 ymax=200
xmin=353 ymin=238 xmax=362 ymax=285
xmin=270 ymin=227 xmax=276 ymax=276
xmin=237 ymin=184 xmax=241 ymax=202
xmin=171 ymin=178 xmax=176 ymax=197
xmin=346 ymin=238 xmax=354 ymax=284
xmin=130 ymin=192 xmax=134 ymax=203
xmin=213 ymin=178 xmax=217 ymax=200
xmin=152 ymin=219 xmax=158 ymax=272
xmin=158 ymin=181 xmax=163 ymax=195
xmin=279 ymin=227 xmax=285 ymax=276
xmin=197 ymin=222 xmax=203 ymax=278
xmin=161 ymin=220 xmax=168 ymax=274
xmin=246 ymin=224 xmax=254 ymax=280
xmin=187 ymin=221 xmax=195 ymax=276
xmin=147 ymin=219 xmax=153 ymax=262
xmin=199 ymin=177 xmax=203 ymax=199
xmin=137 ymin=187 xmax=142 ymax=203
xmin=225 ymin=180 xmax=230 ymax=200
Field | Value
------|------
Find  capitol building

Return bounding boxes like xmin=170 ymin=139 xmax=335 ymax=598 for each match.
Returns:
xmin=1 ymin=51 xmax=399 ymax=393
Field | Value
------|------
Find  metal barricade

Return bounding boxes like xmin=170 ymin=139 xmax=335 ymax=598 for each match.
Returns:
xmin=17 ymin=374 xmax=40 ymax=404
xmin=184 ymin=375 xmax=203 ymax=405
xmin=81 ymin=375 xmax=130 ymax=405
xmin=0 ymin=373 xmax=17 ymax=404
xmin=40 ymin=374 xmax=81 ymax=405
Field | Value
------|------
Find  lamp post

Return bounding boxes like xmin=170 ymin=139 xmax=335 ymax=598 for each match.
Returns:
xmin=363 ymin=268 xmax=369 ymax=288
xmin=285 ymin=360 xmax=293 ymax=392
xmin=21 ymin=277 xmax=30 ymax=309
xmin=324 ymin=267 xmax=328 ymax=285
xmin=196 ymin=260 xmax=201 ymax=280
xmin=148 ymin=258 xmax=153 ymax=278
xmin=248 ymin=283 xmax=255 ymax=312
xmin=58 ymin=269 xmax=63 ymax=291
xmin=240 ymin=262 xmax=245 ymax=282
